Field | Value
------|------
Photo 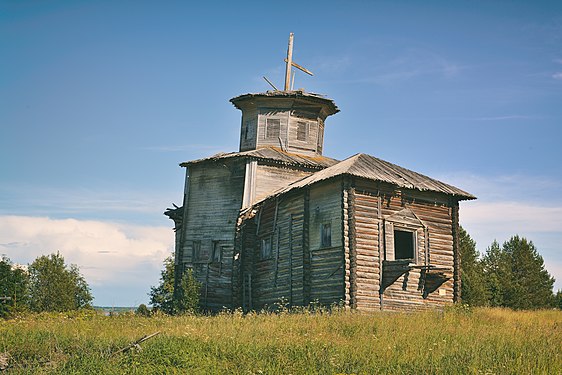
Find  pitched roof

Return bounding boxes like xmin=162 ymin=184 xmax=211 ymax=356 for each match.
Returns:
xmin=261 ymin=153 xmax=476 ymax=201
xmin=180 ymin=147 xmax=339 ymax=170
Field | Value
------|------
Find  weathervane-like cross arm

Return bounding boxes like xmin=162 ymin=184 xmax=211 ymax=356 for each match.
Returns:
xmin=283 ymin=33 xmax=313 ymax=91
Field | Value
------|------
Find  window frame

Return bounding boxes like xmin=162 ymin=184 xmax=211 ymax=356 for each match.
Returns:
xmin=211 ymin=240 xmax=222 ymax=263
xmin=320 ymin=222 xmax=332 ymax=248
xmin=296 ymin=121 xmax=309 ymax=142
xmin=393 ymin=228 xmax=416 ymax=261
xmin=260 ymin=236 xmax=273 ymax=260
xmin=265 ymin=118 xmax=281 ymax=140
xmin=383 ymin=209 xmax=425 ymax=264
xmin=192 ymin=240 xmax=203 ymax=262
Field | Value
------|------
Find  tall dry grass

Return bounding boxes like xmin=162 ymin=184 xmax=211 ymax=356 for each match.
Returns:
xmin=1 ymin=306 xmax=560 ymax=374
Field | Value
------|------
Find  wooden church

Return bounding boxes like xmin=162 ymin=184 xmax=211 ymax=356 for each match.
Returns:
xmin=165 ymin=34 xmax=475 ymax=312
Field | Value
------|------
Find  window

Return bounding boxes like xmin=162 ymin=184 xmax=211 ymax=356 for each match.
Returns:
xmin=192 ymin=241 xmax=202 ymax=262
xmin=211 ymin=241 xmax=222 ymax=263
xmin=261 ymin=237 xmax=272 ymax=259
xmin=244 ymin=121 xmax=249 ymax=140
xmin=321 ymin=223 xmax=332 ymax=248
xmin=296 ymin=121 xmax=308 ymax=141
xmin=266 ymin=118 xmax=280 ymax=139
xmin=394 ymin=229 xmax=415 ymax=260
xmin=317 ymin=122 xmax=324 ymax=150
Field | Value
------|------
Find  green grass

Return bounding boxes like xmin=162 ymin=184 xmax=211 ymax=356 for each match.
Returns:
xmin=1 ymin=307 xmax=561 ymax=374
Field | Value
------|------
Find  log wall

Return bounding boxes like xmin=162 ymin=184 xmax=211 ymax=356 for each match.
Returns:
xmin=350 ymin=178 xmax=455 ymax=311
xmin=309 ymin=180 xmax=344 ymax=305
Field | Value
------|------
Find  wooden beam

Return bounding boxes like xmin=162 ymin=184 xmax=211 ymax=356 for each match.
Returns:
xmin=284 ymin=58 xmax=314 ymax=76
xmin=284 ymin=33 xmax=294 ymax=91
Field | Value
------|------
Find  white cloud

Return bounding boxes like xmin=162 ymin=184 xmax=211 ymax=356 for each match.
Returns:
xmin=471 ymin=115 xmax=535 ymax=121
xmin=438 ymin=172 xmax=562 ymax=290
xmin=553 ymin=72 xmax=562 ymax=80
xmin=461 ymin=201 xmax=562 ymax=234
xmin=0 ymin=216 xmax=174 ymax=306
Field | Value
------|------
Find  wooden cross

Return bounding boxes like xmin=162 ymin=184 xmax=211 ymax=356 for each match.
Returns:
xmin=284 ymin=33 xmax=313 ymax=91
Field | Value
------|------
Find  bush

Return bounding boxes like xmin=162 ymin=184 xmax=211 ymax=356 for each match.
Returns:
xmin=136 ymin=303 xmax=151 ymax=317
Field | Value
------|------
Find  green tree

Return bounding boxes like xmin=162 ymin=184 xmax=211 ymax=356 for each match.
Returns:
xmin=149 ymin=256 xmax=175 ymax=314
xmin=483 ymin=236 xmax=555 ymax=309
xmin=28 ymin=252 xmax=93 ymax=312
xmin=175 ymin=268 xmax=200 ymax=314
xmin=481 ymin=240 xmax=508 ymax=307
xmin=150 ymin=255 xmax=201 ymax=315
xmin=458 ymin=227 xmax=489 ymax=306
xmin=0 ymin=256 xmax=29 ymax=318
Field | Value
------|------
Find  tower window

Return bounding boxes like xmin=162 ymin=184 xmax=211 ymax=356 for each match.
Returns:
xmin=394 ymin=230 xmax=415 ymax=260
xmin=266 ymin=119 xmax=280 ymax=139
xmin=297 ymin=121 xmax=308 ymax=141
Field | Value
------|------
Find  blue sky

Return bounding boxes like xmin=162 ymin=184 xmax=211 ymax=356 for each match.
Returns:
xmin=1 ymin=1 xmax=561 ymax=306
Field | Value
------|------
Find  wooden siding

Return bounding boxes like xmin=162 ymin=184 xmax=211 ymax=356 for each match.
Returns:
xmin=181 ymin=160 xmax=245 ymax=311
xmin=308 ymin=180 xmax=344 ymax=305
xmin=239 ymin=108 xmax=258 ymax=152
xmin=248 ymin=193 xmax=305 ymax=310
xmin=253 ymin=164 xmax=311 ymax=203
xmin=286 ymin=115 xmax=319 ymax=156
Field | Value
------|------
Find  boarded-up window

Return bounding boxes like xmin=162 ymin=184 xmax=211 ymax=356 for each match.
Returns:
xmin=192 ymin=240 xmax=202 ymax=262
xmin=261 ymin=237 xmax=272 ymax=259
xmin=317 ymin=122 xmax=324 ymax=150
xmin=394 ymin=230 xmax=415 ymax=260
xmin=211 ymin=241 xmax=222 ymax=263
xmin=297 ymin=121 xmax=308 ymax=141
xmin=321 ymin=223 xmax=332 ymax=248
xmin=266 ymin=118 xmax=280 ymax=139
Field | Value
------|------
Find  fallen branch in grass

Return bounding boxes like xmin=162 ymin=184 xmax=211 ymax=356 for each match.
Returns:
xmin=111 ymin=332 xmax=161 ymax=357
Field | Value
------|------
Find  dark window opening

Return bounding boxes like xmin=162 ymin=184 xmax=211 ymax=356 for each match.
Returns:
xmin=297 ymin=121 xmax=308 ymax=141
xmin=321 ymin=223 xmax=332 ymax=248
xmin=266 ymin=118 xmax=280 ymax=139
xmin=244 ymin=121 xmax=249 ymax=140
xmin=261 ymin=237 xmax=272 ymax=259
xmin=394 ymin=230 xmax=414 ymax=260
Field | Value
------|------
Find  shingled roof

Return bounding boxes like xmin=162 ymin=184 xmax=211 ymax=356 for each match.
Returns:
xmin=230 ymin=90 xmax=339 ymax=116
xmin=259 ymin=153 xmax=476 ymax=201
xmin=180 ymin=147 xmax=339 ymax=170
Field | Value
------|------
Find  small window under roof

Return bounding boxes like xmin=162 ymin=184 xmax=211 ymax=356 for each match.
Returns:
xmin=266 ymin=119 xmax=280 ymax=139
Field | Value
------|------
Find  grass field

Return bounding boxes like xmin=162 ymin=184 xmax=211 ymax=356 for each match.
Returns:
xmin=1 ymin=306 xmax=560 ymax=374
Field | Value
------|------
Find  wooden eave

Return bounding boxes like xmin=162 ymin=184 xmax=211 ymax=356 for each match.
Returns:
xmin=230 ymin=90 xmax=339 ymax=117
xmin=180 ymin=147 xmax=339 ymax=170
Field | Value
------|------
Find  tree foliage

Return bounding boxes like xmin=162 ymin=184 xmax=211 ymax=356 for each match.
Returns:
xmin=28 ymin=252 xmax=92 ymax=312
xmin=0 ymin=256 xmax=29 ymax=318
xmin=150 ymin=255 xmax=201 ymax=315
xmin=459 ymin=227 xmax=489 ymax=306
xmin=460 ymin=230 xmax=556 ymax=309
xmin=482 ymin=236 xmax=555 ymax=309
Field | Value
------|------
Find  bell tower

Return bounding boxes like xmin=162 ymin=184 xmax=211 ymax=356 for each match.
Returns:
xmin=230 ymin=33 xmax=339 ymax=157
